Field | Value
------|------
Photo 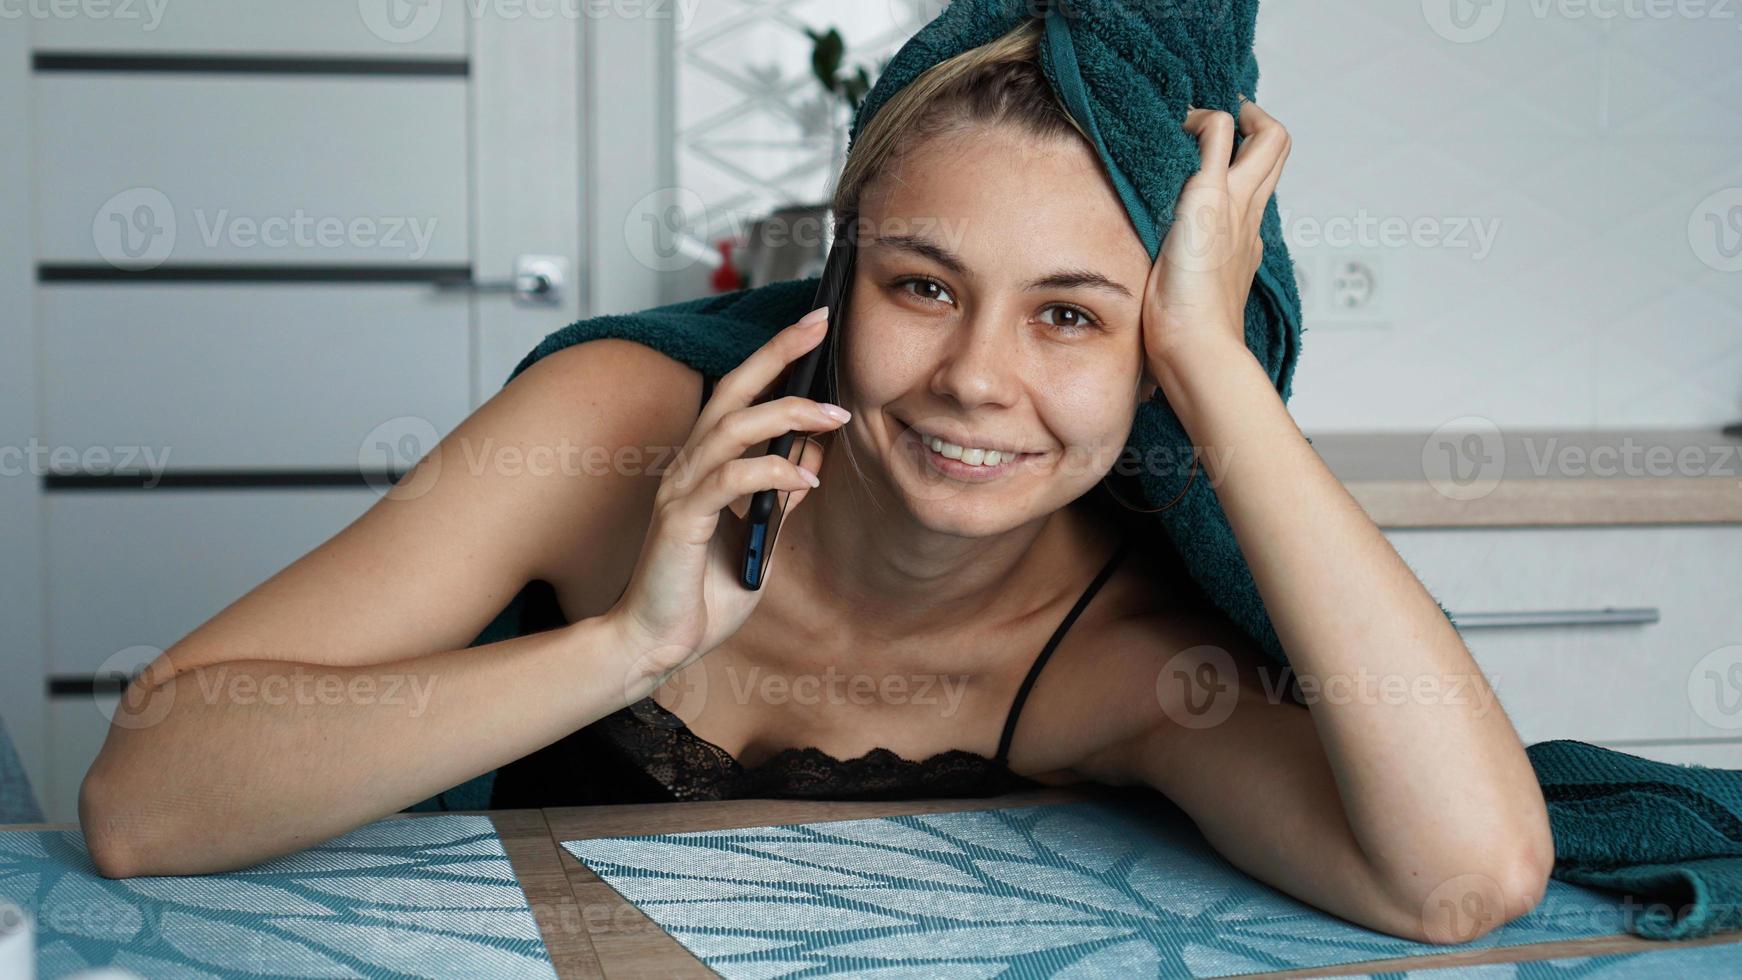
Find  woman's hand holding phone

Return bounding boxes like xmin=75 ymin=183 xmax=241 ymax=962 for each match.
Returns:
xmin=603 ymin=306 xmax=848 ymax=684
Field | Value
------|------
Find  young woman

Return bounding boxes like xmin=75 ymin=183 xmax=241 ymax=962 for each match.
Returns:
xmin=79 ymin=21 xmax=1552 ymax=944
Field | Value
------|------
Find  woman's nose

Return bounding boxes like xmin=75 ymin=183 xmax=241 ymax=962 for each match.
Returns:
xmin=929 ymin=315 xmax=1018 ymax=408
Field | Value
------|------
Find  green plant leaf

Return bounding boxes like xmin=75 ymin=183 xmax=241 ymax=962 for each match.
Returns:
xmin=809 ymin=27 xmax=845 ymax=95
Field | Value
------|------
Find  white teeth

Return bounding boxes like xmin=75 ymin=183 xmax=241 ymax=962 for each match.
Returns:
xmin=922 ymin=434 xmax=1012 ymax=467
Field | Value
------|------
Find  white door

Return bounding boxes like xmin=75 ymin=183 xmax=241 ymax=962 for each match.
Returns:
xmin=0 ymin=0 xmax=602 ymax=822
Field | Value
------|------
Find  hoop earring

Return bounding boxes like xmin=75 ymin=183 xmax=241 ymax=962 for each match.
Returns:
xmin=1099 ymin=448 xmax=1199 ymax=514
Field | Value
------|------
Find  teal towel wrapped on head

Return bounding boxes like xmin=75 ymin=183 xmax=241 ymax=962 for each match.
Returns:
xmin=419 ymin=0 xmax=1742 ymax=947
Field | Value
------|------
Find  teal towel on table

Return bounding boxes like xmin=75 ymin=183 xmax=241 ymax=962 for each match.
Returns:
xmin=1527 ymin=739 xmax=1742 ymax=940
xmin=414 ymin=0 xmax=1742 ymax=946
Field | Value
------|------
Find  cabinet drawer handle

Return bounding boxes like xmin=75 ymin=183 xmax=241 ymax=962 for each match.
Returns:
xmin=1450 ymin=608 xmax=1662 ymax=630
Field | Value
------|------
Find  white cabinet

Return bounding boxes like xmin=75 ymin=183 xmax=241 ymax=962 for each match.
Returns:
xmin=1385 ymin=526 xmax=1742 ymax=757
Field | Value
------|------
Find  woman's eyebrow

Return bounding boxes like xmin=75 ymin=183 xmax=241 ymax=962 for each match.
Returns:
xmin=1026 ymin=270 xmax=1133 ymax=298
xmin=871 ymin=234 xmax=1133 ymax=299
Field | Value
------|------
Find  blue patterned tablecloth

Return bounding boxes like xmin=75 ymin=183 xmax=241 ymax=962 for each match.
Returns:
xmin=562 ymin=798 xmax=1708 ymax=979
xmin=0 ymin=813 xmax=558 ymax=978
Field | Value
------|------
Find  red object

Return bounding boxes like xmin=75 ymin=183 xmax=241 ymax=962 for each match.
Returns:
xmin=711 ymin=239 xmax=743 ymax=292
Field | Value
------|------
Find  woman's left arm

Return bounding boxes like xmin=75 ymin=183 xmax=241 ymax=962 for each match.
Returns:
xmin=1133 ymin=99 xmax=1554 ymax=936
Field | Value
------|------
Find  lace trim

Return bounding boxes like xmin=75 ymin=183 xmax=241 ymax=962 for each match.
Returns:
xmin=607 ymin=696 xmax=1039 ymax=802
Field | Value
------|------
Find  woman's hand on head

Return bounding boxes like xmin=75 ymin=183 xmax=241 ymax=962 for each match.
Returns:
xmin=604 ymin=307 xmax=848 ymax=682
xmin=1141 ymin=96 xmax=1290 ymax=375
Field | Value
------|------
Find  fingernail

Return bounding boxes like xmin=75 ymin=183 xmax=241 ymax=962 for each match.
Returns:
xmin=820 ymin=404 xmax=851 ymax=422
xmin=798 ymin=306 xmax=829 ymax=327
xmin=798 ymin=466 xmax=820 ymax=488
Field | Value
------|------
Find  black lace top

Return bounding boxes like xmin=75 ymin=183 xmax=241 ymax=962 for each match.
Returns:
xmin=488 ymin=372 xmax=1132 ymax=808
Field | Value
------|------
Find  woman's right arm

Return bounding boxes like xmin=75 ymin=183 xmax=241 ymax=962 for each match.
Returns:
xmin=77 ymin=339 xmax=705 ymax=878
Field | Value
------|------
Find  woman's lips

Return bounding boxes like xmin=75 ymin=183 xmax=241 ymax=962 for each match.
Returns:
xmin=900 ymin=425 xmax=1034 ymax=483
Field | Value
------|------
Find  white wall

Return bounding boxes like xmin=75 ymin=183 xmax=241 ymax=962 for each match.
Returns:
xmin=1257 ymin=1 xmax=1742 ymax=431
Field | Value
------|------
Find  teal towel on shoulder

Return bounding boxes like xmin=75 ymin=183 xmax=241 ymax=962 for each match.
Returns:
xmin=1527 ymin=739 xmax=1742 ymax=940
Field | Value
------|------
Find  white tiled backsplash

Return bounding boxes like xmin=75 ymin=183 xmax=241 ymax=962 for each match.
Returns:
xmin=675 ymin=1 xmax=1742 ymax=432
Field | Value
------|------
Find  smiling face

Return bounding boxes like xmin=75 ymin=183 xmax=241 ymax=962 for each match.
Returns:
xmin=829 ymin=122 xmax=1155 ymax=537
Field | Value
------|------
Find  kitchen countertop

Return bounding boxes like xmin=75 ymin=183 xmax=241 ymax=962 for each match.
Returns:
xmin=1305 ymin=428 xmax=1742 ymax=528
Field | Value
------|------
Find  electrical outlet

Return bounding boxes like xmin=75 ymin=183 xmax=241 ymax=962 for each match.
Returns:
xmin=1293 ymin=254 xmax=1317 ymax=314
xmin=1320 ymin=252 xmax=1391 ymax=327
xmin=1331 ymin=256 xmax=1377 ymax=311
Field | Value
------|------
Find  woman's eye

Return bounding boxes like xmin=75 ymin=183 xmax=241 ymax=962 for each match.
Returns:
xmin=898 ymin=278 xmax=953 ymax=305
xmin=1039 ymin=305 xmax=1098 ymax=333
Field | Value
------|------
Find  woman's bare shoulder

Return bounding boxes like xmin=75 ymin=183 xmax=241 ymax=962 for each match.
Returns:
xmin=512 ymin=339 xmax=709 ymax=618
xmin=1007 ymin=503 xmax=1252 ymax=778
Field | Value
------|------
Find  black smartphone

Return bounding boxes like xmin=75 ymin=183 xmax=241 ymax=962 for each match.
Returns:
xmin=739 ymin=228 xmax=857 ymax=590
